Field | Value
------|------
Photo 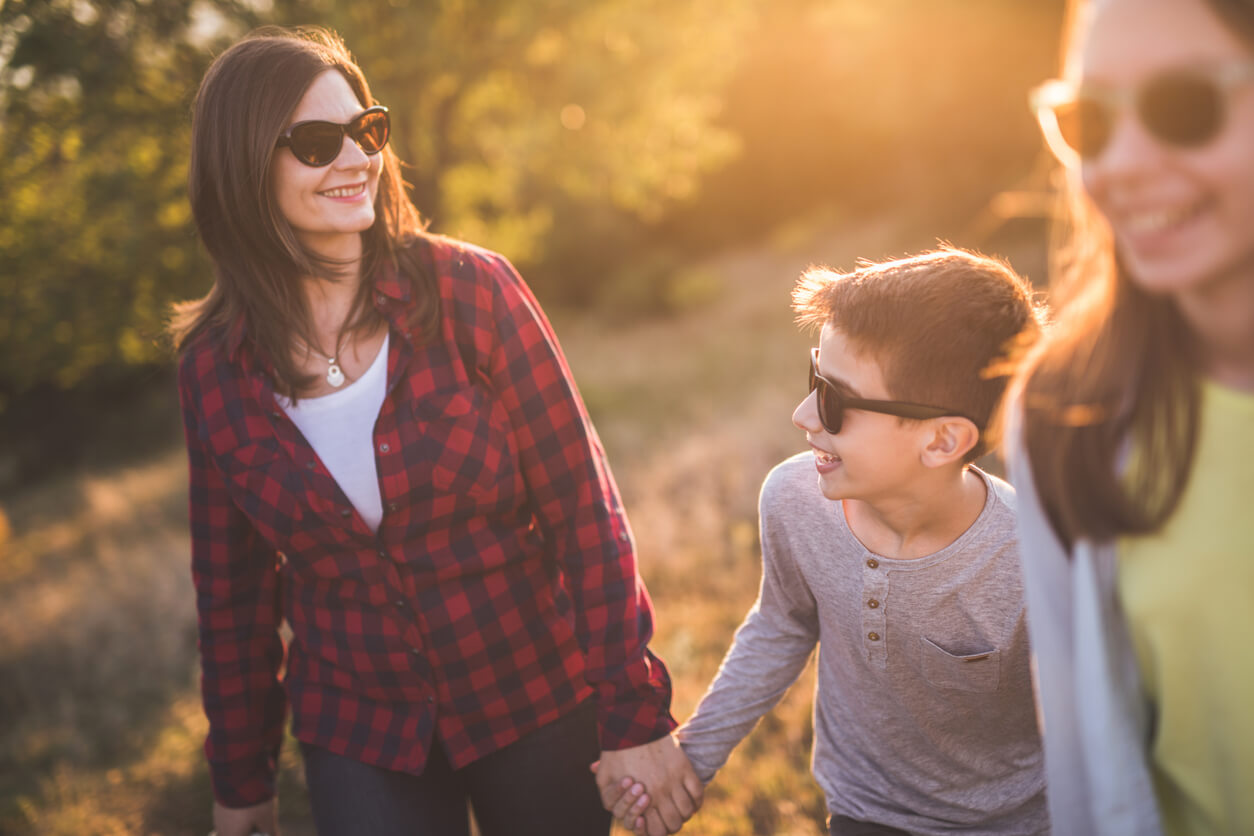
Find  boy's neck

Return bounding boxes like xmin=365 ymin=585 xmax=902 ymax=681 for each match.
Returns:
xmin=842 ymin=467 xmax=988 ymax=561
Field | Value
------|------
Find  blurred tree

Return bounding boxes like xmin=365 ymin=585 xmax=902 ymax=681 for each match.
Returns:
xmin=0 ymin=0 xmax=755 ymax=413
xmin=662 ymin=0 xmax=1065 ymax=250
xmin=0 ymin=0 xmax=265 ymax=406
xmin=280 ymin=0 xmax=754 ymax=300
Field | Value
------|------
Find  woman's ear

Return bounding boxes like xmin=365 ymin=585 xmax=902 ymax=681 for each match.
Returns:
xmin=919 ymin=416 xmax=980 ymax=468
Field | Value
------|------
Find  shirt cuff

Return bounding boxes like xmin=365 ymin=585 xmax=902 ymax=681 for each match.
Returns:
xmin=209 ymin=751 xmax=279 ymax=808
xmin=594 ymin=651 xmax=678 ymax=750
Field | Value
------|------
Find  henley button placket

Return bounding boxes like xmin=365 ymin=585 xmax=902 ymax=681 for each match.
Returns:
xmin=862 ymin=555 xmax=889 ymax=669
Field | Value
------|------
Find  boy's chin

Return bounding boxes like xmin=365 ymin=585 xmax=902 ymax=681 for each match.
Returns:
xmin=817 ymin=474 xmax=852 ymax=502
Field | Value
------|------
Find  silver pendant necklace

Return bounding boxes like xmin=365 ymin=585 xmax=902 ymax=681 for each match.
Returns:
xmin=305 ymin=341 xmax=346 ymax=388
xmin=322 ymin=354 xmax=346 ymax=388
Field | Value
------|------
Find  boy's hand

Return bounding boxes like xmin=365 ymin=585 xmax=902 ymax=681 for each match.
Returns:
xmin=588 ymin=763 xmax=652 ymax=829
xmin=594 ymin=735 xmax=703 ymax=835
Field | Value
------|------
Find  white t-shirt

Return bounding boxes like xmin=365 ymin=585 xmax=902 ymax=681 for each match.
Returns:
xmin=277 ymin=333 xmax=389 ymax=532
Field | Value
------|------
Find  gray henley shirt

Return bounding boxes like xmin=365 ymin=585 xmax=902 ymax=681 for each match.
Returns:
xmin=677 ymin=453 xmax=1047 ymax=835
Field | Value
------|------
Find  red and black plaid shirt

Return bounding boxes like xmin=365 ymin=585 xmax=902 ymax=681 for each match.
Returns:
xmin=179 ymin=236 xmax=675 ymax=807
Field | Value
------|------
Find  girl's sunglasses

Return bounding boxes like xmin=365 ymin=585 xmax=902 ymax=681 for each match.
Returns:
xmin=807 ymin=349 xmax=963 ymax=435
xmin=1030 ymin=61 xmax=1254 ymax=165
xmin=276 ymin=105 xmax=390 ymax=167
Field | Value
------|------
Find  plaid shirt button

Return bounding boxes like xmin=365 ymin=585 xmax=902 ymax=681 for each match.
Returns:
xmin=305 ymin=460 xmax=316 ymax=470
xmin=618 ymin=531 xmax=630 ymax=542
xmin=379 ymin=443 xmax=391 ymax=453
xmin=339 ymin=508 xmax=352 ymax=517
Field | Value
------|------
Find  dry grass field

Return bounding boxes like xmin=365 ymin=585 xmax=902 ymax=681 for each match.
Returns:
xmin=0 ymin=210 xmax=1035 ymax=835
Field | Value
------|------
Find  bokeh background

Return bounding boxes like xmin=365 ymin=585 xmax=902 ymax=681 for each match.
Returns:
xmin=0 ymin=1 xmax=1066 ymax=833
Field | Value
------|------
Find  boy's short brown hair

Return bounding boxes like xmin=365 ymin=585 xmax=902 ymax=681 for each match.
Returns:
xmin=793 ymin=248 xmax=1042 ymax=461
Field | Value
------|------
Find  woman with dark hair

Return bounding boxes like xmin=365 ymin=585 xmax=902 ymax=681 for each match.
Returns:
xmin=171 ymin=26 xmax=700 ymax=836
xmin=1008 ymin=0 xmax=1254 ymax=833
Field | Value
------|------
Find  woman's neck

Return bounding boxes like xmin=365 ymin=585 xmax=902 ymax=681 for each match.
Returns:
xmin=1177 ymin=272 xmax=1254 ymax=391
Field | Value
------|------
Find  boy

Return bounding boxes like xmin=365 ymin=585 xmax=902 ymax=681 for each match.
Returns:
xmin=599 ymin=249 xmax=1047 ymax=835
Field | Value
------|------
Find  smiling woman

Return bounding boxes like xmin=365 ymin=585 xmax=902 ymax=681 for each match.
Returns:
xmin=166 ymin=25 xmax=697 ymax=836
xmin=1007 ymin=0 xmax=1254 ymax=833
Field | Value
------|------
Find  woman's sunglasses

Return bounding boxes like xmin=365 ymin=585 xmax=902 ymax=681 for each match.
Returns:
xmin=807 ymin=349 xmax=964 ymax=435
xmin=1030 ymin=61 xmax=1254 ymax=164
xmin=276 ymin=105 xmax=390 ymax=167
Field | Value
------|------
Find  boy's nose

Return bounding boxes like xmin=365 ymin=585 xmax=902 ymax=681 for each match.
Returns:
xmin=793 ymin=391 xmax=822 ymax=433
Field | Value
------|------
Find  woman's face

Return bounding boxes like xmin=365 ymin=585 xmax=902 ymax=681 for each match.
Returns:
xmin=1076 ymin=0 xmax=1254 ymax=300
xmin=271 ymin=69 xmax=382 ymax=259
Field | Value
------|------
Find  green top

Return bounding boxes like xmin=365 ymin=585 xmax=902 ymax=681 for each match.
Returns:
xmin=1118 ymin=380 xmax=1254 ymax=836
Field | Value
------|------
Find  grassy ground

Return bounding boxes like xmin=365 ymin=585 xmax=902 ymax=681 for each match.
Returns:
xmin=0 ymin=209 xmax=1033 ymax=835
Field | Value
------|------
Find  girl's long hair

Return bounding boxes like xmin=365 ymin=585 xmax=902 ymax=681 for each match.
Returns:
xmin=169 ymin=26 xmax=438 ymax=395
xmin=1017 ymin=0 xmax=1254 ymax=546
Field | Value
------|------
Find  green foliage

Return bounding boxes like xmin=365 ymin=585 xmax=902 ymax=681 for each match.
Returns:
xmin=295 ymin=0 xmax=753 ymax=272
xmin=0 ymin=0 xmax=755 ymax=406
xmin=0 ymin=0 xmax=262 ymax=400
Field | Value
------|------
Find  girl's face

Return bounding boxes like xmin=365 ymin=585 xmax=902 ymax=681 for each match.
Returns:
xmin=1077 ymin=0 xmax=1254 ymax=300
xmin=271 ymin=70 xmax=382 ymax=259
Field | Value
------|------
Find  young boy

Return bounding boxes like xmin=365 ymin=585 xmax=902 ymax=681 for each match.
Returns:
xmin=599 ymin=249 xmax=1048 ymax=835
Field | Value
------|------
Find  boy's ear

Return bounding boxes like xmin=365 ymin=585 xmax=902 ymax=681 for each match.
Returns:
xmin=919 ymin=416 xmax=980 ymax=467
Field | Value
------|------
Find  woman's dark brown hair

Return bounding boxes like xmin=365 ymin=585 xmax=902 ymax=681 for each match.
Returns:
xmin=1017 ymin=0 xmax=1254 ymax=546
xmin=170 ymin=26 xmax=437 ymax=394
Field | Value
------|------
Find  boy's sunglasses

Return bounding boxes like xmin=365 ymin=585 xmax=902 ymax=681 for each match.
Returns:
xmin=1030 ymin=61 xmax=1254 ymax=164
xmin=276 ymin=106 xmax=390 ymax=167
xmin=807 ymin=348 xmax=964 ymax=435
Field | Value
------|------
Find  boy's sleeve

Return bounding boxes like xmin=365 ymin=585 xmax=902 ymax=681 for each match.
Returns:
xmin=676 ymin=469 xmax=819 ymax=783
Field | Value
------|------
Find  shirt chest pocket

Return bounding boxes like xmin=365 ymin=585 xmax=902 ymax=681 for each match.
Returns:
xmin=405 ymin=384 xmax=519 ymax=505
xmin=217 ymin=440 xmax=304 ymax=542
xmin=920 ymin=636 xmax=1001 ymax=693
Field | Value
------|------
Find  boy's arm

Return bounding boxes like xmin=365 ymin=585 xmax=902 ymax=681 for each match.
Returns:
xmin=600 ymin=472 xmax=821 ymax=833
xmin=680 ymin=475 xmax=821 ymax=782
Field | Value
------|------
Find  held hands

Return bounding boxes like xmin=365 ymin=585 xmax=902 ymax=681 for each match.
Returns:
xmin=211 ymin=798 xmax=278 ymax=836
xmin=591 ymin=734 xmax=703 ymax=835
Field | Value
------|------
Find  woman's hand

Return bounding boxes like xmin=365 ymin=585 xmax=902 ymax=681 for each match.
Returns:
xmin=212 ymin=798 xmax=278 ymax=836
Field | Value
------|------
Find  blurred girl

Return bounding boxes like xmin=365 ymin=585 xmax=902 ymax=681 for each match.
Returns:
xmin=1008 ymin=0 xmax=1254 ymax=833
xmin=171 ymin=26 xmax=696 ymax=836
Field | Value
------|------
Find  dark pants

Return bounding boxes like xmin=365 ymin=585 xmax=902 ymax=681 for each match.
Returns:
xmin=301 ymin=700 xmax=610 ymax=836
xmin=829 ymin=814 xmax=913 ymax=836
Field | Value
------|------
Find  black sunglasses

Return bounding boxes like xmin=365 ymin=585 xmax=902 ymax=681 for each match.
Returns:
xmin=1031 ymin=61 xmax=1254 ymax=164
xmin=807 ymin=348 xmax=965 ymax=435
xmin=276 ymin=106 xmax=390 ymax=167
